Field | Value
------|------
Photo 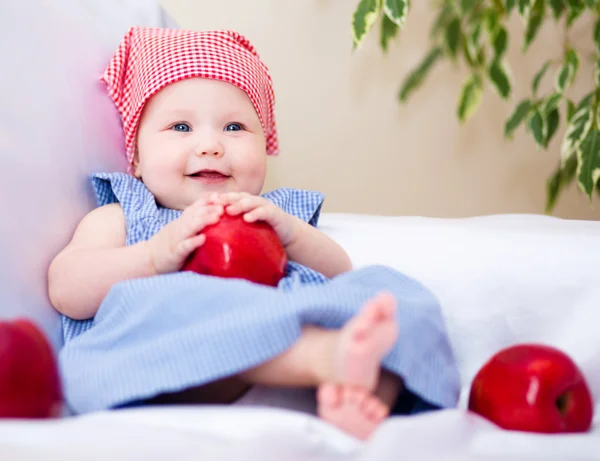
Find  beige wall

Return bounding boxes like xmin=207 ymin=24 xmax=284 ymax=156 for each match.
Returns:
xmin=160 ymin=0 xmax=600 ymax=220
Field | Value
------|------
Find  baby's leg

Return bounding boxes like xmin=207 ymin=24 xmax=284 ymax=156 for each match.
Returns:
xmin=239 ymin=292 xmax=398 ymax=391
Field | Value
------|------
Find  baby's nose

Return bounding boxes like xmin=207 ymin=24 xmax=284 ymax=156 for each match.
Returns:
xmin=195 ymin=143 xmax=224 ymax=157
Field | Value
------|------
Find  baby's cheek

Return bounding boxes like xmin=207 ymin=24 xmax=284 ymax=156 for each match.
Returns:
xmin=244 ymin=158 xmax=267 ymax=194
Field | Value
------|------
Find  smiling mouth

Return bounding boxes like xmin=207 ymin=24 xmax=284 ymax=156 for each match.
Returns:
xmin=189 ymin=170 xmax=230 ymax=179
xmin=188 ymin=170 xmax=231 ymax=184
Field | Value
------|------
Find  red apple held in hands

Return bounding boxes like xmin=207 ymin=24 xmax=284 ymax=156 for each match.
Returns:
xmin=468 ymin=344 xmax=594 ymax=433
xmin=0 ymin=319 xmax=63 ymax=418
xmin=182 ymin=214 xmax=287 ymax=287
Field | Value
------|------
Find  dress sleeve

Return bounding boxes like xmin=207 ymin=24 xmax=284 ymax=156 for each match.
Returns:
xmin=262 ymin=188 xmax=325 ymax=227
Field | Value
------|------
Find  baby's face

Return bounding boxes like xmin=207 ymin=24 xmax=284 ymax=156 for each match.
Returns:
xmin=134 ymin=77 xmax=267 ymax=210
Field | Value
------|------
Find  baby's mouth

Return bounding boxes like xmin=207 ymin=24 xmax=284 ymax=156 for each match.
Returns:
xmin=189 ymin=170 xmax=230 ymax=179
xmin=188 ymin=169 xmax=231 ymax=184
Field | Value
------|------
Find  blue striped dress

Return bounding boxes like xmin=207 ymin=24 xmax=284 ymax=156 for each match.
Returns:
xmin=59 ymin=172 xmax=460 ymax=414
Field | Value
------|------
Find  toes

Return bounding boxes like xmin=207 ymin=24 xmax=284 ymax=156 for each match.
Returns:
xmin=372 ymin=399 xmax=389 ymax=421
xmin=361 ymin=397 xmax=380 ymax=419
xmin=318 ymin=385 xmax=388 ymax=441
xmin=345 ymin=386 xmax=367 ymax=406
xmin=317 ymin=383 xmax=342 ymax=408
xmin=373 ymin=292 xmax=397 ymax=320
xmin=361 ymin=395 xmax=388 ymax=421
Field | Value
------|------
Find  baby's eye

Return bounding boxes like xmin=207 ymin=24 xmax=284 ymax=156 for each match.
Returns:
xmin=171 ymin=123 xmax=191 ymax=132
xmin=225 ymin=123 xmax=243 ymax=132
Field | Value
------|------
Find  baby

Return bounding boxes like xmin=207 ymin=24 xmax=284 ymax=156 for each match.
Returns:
xmin=49 ymin=27 xmax=459 ymax=440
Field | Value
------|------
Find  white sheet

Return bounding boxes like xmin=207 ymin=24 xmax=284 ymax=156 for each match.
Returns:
xmin=1 ymin=212 xmax=597 ymax=460
xmin=0 ymin=406 xmax=598 ymax=460
xmin=318 ymin=213 xmax=600 ymax=414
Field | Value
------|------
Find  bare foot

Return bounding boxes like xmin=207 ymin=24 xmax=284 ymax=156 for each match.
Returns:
xmin=317 ymin=383 xmax=389 ymax=440
xmin=332 ymin=292 xmax=398 ymax=392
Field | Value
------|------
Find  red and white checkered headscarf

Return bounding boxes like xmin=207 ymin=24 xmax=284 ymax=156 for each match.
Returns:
xmin=102 ymin=26 xmax=279 ymax=169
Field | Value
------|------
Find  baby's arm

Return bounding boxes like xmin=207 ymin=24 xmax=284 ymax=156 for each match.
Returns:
xmin=218 ymin=192 xmax=352 ymax=278
xmin=49 ymin=199 xmax=224 ymax=320
xmin=284 ymin=216 xmax=352 ymax=277
xmin=48 ymin=204 xmax=155 ymax=320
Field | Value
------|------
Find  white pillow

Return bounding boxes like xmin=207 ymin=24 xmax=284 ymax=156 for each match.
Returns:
xmin=0 ymin=0 xmax=176 ymax=349
xmin=319 ymin=212 xmax=600 ymax=411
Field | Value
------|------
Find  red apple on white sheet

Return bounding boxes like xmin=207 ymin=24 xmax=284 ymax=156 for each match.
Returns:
xmin=182 ymin=214 xmax=287 ymax=287
xmin=468 ymin=344 xmax=593 ymax=433
xmin=0 ymin=319 xmax=63 ymax=418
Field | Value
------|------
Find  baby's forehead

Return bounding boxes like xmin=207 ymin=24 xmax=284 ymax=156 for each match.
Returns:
xmin=141 ymin=77 xmax=261 ymax=121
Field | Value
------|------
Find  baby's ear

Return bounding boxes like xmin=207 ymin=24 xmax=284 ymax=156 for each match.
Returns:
xmin=132 ymin=150 xmax=142 ymax=179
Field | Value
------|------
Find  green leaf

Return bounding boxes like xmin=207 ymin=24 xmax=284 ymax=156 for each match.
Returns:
xmin=506 ymin=0 xmax=517 ymax=13
xmin=471 ymin=22 xmax=483 ymax=45
xmin=460 ymin=0 xmax=480 ymax=12
xmin=518 ymin=0 xmax=533 ymax=17
xmin=431 ymin=5 xmax=454 ymax=39
xmin=492 ymin=27 xmax=508 ymax=58
xmin=522 ymin=0 xmax=545 ymax=52
xmin=543 ymin=92 xmax=563 ymax=113
xmin=546 ymin=155 xmax=577 ymax=213
xmin=576 ymin=92 xmax=594 ymax=112
xmin=566 ymin=99 xmax=576 ymax=123
xmin=383 ymin=0 xmax=408 ymax=26
xmin=352 ymin=0 xmax=382 ymax=48
xmin=566 ymin=48 xmax=580 ymax=78
xmin=594 ymin=19 xmax=600 ymax=53
xmin=380 ymin=13 xmax=400 ymax=51
xmin=577 ymin=130 xmax=600 ymax=200
xmin=445 ymin=17 xmax=462 ymax=59
xmin=491 ymin=0 xmax=506 ymax=13
xmin=595 ymin=60 xmax=600 ymax=87
xmin=462 ymin=30 xmax=480 ymax=66
xmin=485 ymin=8 xmax=501 ymax=35
xmin=548 ymin=0 xmax=565 ymax=18
xmin=561 ymin=103 xmax=593 ymax=163
xmin=545 ymin=107 xmax=560 ymax=147
xmin=505 ymin=99 xmax=532 ymax=138
xmin=489 ymin=60 xmax=512 ymax=99
xmin=556 ymin=63 xmax=573 ymax=93
xmin=398 ymin=47 xmax=444 ymax=102
xmin=528 ymin=108 xmax=547 ymax=147
xmin=457 ymin=73 xmax=484 ymax=123
xmin=566 ymin=0 xmax=585 ymax=26
xmin=532 ymin=60 xmax=551 ymax=95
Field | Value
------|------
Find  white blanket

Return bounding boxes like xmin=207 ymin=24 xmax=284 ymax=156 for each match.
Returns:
xmin=319 ymin=213 xmax=600 ymax=412
xmin=0 ymin=405 xmax=598 ymax=460
xmin=1 ymin=213 xmax=598 ymax=460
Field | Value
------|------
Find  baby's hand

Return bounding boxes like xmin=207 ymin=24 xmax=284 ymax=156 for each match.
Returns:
xmin=217 ymin=192 xmax=299 ymax=247
xmin=146 ymin=197 xmax=224 ymax=274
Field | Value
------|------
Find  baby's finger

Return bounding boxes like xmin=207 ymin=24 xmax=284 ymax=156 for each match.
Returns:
xmin=188 ymin=195 xmax=216 ymax=209
xmin=243 ymin=205 xmax=273 ymax=224
xmin=226 ymin=196 xmax=262 ymax=216
xmin=187 ymin=195 xmax=224 ymax=214
xmin=205 ymin=192 xmax=225 ymax=205
xmin=175 ymin=233 xmax=206 ymax=261
xmin=180 ymin=207 xmax=222 ymax=239
xmin=218 ymin=192 xmax=244 ymax=206
xmin=182 ymin=204 xmax=222 ymax=227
